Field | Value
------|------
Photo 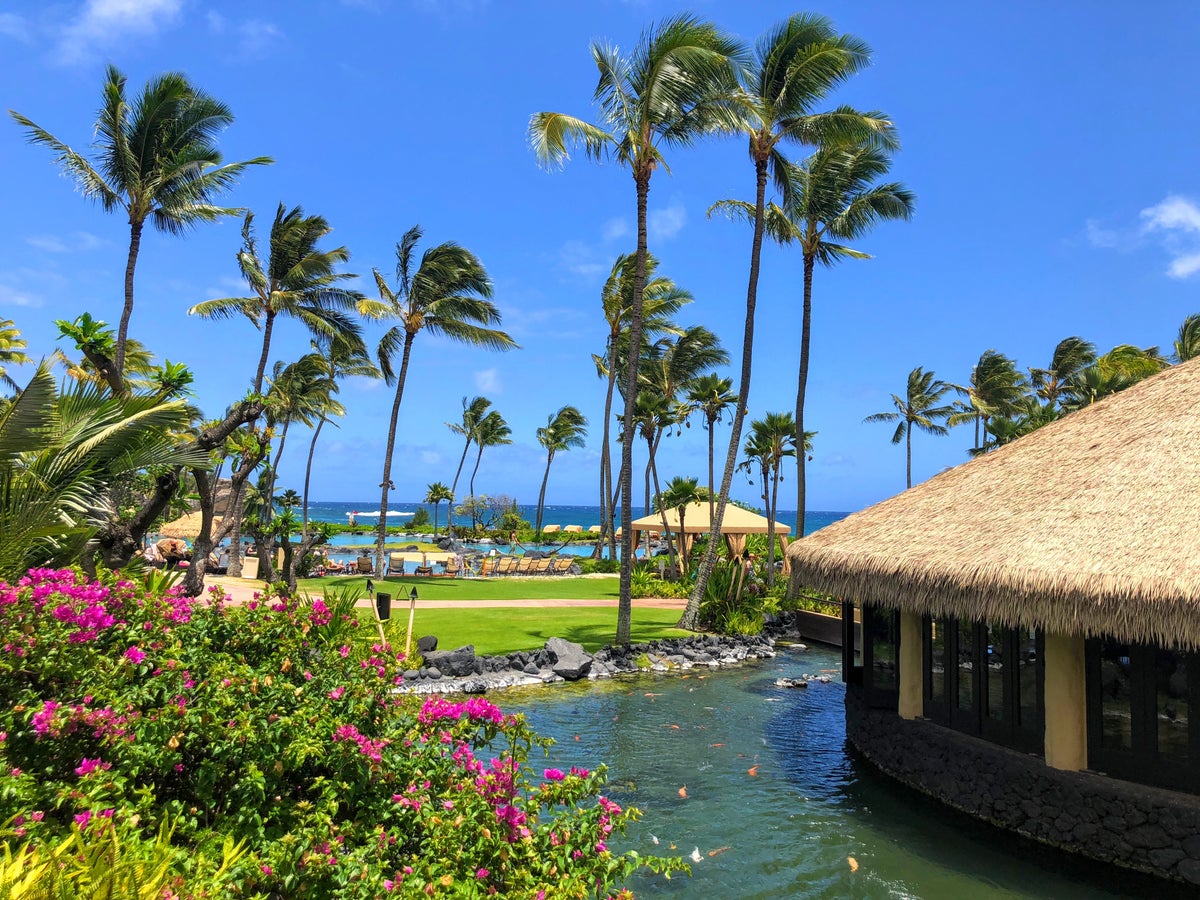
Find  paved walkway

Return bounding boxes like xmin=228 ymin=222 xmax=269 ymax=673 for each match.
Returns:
xmin=205 ymin=576 xmax=687 ymax=610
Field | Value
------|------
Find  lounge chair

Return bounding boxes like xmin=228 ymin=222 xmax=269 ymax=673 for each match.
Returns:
xmin=443 ymin=558 xmax=462 ymax=578
xmin=551 ymin=556 xmax=574 ymax=575
xmin=480 ymin=556 xmax=500 ymax=577
xmin=515 ymin=556 xmax=535 ymax=575
xmin=531 ymin=558 xmax=553 ymax=575
xmin=413 ymin=564 xmax=434 ymax=577
xmin=386 ymin=552 xmax=406 ymax=576
xmin=496 ymin=556 xmax=517 ymax=576
xmin=356 ymin=557 xmax=374 ymax=575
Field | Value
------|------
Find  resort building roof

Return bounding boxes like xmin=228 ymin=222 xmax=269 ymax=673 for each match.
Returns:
xmin=788 ymin=358 xmax=1200 ymax=648
xmin=631 ymin=502 xmax=790 ymax=535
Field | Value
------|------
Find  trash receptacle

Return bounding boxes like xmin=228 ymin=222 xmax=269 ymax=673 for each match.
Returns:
xmin=375 ymin=591 xmax=391 ymax=621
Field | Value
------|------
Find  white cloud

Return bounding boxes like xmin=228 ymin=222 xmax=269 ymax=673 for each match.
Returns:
xmin=648 ymin=203 xmax=687 ymax=241
xmin=419 ymin=450 xmax=440 ymax=465
xmin=602 ymin=218 xmax=630 ymax=242
xmin=1084 ymin=219 xmax=1121 ymax=250
xmin=558 ymin=240 xmax=605 ymax=279
xmin=1140 ymin=195 xmax=1200 ymax=279
xmin=0 ymin=13 xmax=31 ymax=42
xmin=474 ymin=368 xmax=499 ymax=393
xmin=58 ymin=0 xmax=183 ymax=63
xmin=26 ymin=231 xmax=109 ymax=253
xmin=0 ymin=285 xmax=42 ymax=308
xmin=205 ymin=12 xmax=284 ymax=58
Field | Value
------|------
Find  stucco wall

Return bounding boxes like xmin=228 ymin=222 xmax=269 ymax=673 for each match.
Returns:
xmin=846 ymin=691 xmax=1200 ymax=884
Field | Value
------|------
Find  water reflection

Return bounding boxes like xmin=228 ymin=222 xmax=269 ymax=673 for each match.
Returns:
xmin=502 ymin=646 xmax=1186 ymax=899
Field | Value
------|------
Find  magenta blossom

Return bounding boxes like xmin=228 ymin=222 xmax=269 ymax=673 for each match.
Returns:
xmin=123 ymin=646 xmax=146 ymax=665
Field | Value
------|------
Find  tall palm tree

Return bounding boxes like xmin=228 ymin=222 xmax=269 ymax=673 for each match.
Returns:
xmin=467 ymin=411 xmax=512 ymax=530
xmin=425 ymin=482 xmax=454 ymax=537
xmin=0 ymin=319 xmax=31 ymax=393
xmin=683 ymin=15 xmax=899 ymax=630
xmin=446 ymin=395 xmax=494 ymax=531
xmin=592 ymin=254 xmax=691 ymax=559
xmin=10 ymin=66 xmax=270 ymax=394
xmin=1173 ymin=314 xmax=1200 ymax=364
xmin=189 ymin=203 xmax=363 ymax=394
xmin=686 ymin=373 xmax=736 ymax=524
xmin=535 ymin=406 xmax=588 ymax=538
xmin=301 ymin=336 xmax=379 ymax=537
xmin=1060 ymin=345 xmax=1168 ymax=411
xmin=864 ymin=367 xmax=955 ymax=488
xmin=370 ymin=226 xmax=515 ymax=573
xmin=531 ymin=14 xmax=744 ymax=645
xmin=949 ymin=350 xmax=1030 ymax=451
xmin=737 ymin=412 xmax=802 ymax=587
xmin=659 ymin=475 xmax=704 ymax=575
xmin=1030 ymin=336 xmax=1097 ymax=410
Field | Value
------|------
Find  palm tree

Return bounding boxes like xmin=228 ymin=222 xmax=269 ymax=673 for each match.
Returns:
xmin=300 ymin=336 xmax=379 ymax=537
xmin=1060 ymin=345 xmax=1167 ymax=411
xmin=592 ymin=254 xmax=691 ymax=559
xmin=683 ymin=15 xmax=900 ymax=630
xmin=260 ymin=355 xmax=331 ymax=526
xmin=949 ymin=350 xmax=1030 ymax=451
xmin=535 ymin=406 xmax=588 ymax=538
xmin=425 ymin=482 xmax=454 ymax=537
xmin=467 ymin=411 xmax=512 ymax=530
xmin=737 ymin=412 xmax=803 ymax=587
xmin=531 ymin=14 xmax=743 ymax=644
xmin=446 ymin=396 xmax=494 ymax=532
xmin=658 ymin=475 xmax=704 ymax=576
xmin=864 ymin=367 xmax=955 ymax=488
xmin=686 ymin=373 xmax=736 ymax=524
xmin=1173 ymin=314 xmax=1200 ymax=364
xmin=370 ymin=227 xmax=515 ymax=573
xmin=0 ymin=319 xmax=31 ymax=393
xmin=1030 ymin=336 xmax=1096 ymax=410
xmin=189 ymin=203 xmax=363 ymax=394
xmin=10 ymin=66 xmax=270 ymax=394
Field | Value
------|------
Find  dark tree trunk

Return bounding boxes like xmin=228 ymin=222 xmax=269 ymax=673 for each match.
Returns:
xmin=261 ymin=418 xmax=291 ymax=526
xmin=377 ymin=332 xmax=414 ymax=577
xmin=183 ymin=469 xmax=216 ymax=596
xmin=94 ymin=467 xmax=180 ymax=569
xmin=707 ymin=415 xmax=716 ymax=526
xmin=449 ymin=435 xmax=472 ymax=533
xmin=906 ymin=421 xmax=913 ymax=489
xmin=302 ymin=416 xmax=326 ymax=537
xmin=766 ymin=462 xmax=779 ymax=588
xmin=535 ymin=450 xmax=554 ymax=537
xmin=680 ymin=156 xmax=768 ymax=630
xmin=794 ymin=248 xmax=816 ymax=540
xmin=468 ymin=444 xmax=484 ymax=530
xmin=598 ymin=333 xmax=619 ymax=561
xmin=113 ymin=217 xmax=143 ymax=395
xmin=617 ymin=169 xmax=652 ymax=645
xmin=253 ymin=312 xmax=276 ymax=395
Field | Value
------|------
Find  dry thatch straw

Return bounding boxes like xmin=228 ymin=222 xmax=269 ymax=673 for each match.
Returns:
xmin=787 ymin=359 xmax=1200 ymax=648
xmin=631 ymin=502 xmax=790 ymax=535
xmin=157 ymin=511 xmax=221 ymax=541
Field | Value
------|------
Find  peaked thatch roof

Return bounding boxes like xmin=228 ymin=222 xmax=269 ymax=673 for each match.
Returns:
xmin=787 ymin=359 xmax=1200 ymax=648
xmin=158 ymin=511 xmax=221 ymax=541
xmin=631 ymin=502 xmax=790 ymax=535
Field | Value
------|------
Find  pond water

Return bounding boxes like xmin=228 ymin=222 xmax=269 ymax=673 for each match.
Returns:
xmin=502 ymin=645 xmax=1182 ymax=899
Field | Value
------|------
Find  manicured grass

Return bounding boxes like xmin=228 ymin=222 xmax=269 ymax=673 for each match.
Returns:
xmin=373 ymin=605 xmax=689 ymax=656
xmin=305 ymin=574 xmax=619 ymax=602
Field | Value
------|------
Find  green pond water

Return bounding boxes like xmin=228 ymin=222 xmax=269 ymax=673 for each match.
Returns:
xmin=502 ymin=645 xmax=1184 ymax=899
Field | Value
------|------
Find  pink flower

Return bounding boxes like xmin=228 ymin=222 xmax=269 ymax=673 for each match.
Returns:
xmin=338 ymin=645 xmax=350 ymax=658
xmin=570 ymin=766 xmax=590 ymax=778
xmin=73 ymin=811 xmax=91 ymax=828
xmin=329 ymin=687 xmax=345 ymax=700
xmin=383 ymin=880 xmax=394 ymax=891
xmin=544 ymin=768 xmax=565 ymax=781
xmin=260 ymin=865 xmax=272 ymax=875
xmin=476 ymin=868 xmax=489 ymax=879
xmin=74 ymin=757 xmax=109 ymax=776
xmin=123 ymin=646 xmax=146 ymax=665
xmin=442 ymin=800 xmax=454 ymax=810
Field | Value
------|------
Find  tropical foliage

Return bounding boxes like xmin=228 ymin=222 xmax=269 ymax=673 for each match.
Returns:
xmin=865 ymin=367 xmax=954 ymax=488
xmin=535 ymin=406 xmax=588 ymax=538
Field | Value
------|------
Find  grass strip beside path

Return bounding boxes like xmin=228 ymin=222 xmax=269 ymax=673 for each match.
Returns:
xmin=310 ymin=574 xmax=619 ymax=602
xmin=375 ymin=605 xmax=688 ymax=656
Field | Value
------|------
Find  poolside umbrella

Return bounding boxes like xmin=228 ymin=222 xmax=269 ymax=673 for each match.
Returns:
xmin=588 ymin=525 xmax=602 ymax=534
xmin=542 ymin=524 xmax=561 ymax=535
xmin=157 ymin=511 xmax=221 ymax=541
xmin=563 ymin=524 xmax=583 ymax=533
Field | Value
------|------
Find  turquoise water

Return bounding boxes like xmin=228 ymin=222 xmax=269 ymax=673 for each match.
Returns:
xmin=501 ymin=647 xmax=1177 ymax=899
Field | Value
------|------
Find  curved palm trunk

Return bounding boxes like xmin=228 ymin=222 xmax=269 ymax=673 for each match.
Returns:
xmin=598 ymin=335 xmax=619 ymax=560
xmin=302 ymin=416 xmax=327 ymax=537
xmin=253 ymin=312 xmax=277 ymax=396
xmin=680 ymin=158 xmax=769 ymax=630
xmin=182 ymin=468 xmax=215 ymax=597
xmin=536 ymin=449 xmax=554 ymax=537
xmin=794 ymin=249 xmax=815 ymax=540
xmin=376 ymin=332 xmax=415 ymax=577
xmin=649 ymin=441 xmax=678 ymax=579
xmin=617 ymin=170 xmax=652 ymax=645
xmin=906 ymin=421 xmax=913 ymax=489
xmin=766 ymin=461 xmax=779 ymax=588
xmin=261 ymin=418 xmax=291 ymax=525
xmin=707 ymin=416 xmax=716 ymax=524
xmin=448 ymin=437 xmax=472 ymax=532
xmin=112 ymin=218 xmax=143 ymax=394
xmin=432 ymin=502 xmax=440 ymax=537
xmin=468 ymin=444 xmax=485 ymax=530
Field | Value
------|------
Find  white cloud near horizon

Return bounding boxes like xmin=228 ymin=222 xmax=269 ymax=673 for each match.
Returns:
xmin=1141 ymin=195 xmax=1200 ymax=278
xmin=474 ymin=368 xmax=499 ymax=393
xmin=58 ymin=0 xmax=183 ymax=64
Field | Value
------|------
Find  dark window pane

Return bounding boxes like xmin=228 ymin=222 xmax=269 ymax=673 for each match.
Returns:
xmin=852 ymin=603 xmax=863 ymax=668
xmin=1156 ymin=648 xmax=1189 ymax=762
xmin=1099 ymin=640 xmax=1134 ymax=752
xmin=929 ymin=618 xmax=946 ymax=705
xmin=985 ymin=624 xmax=1005 ymax=722
xmin=869 ymin=607 xmax=898 ymax=693
xmin=1017 ymin=627 xmax=1040 ymax=732
xmin=956 ymin=619 xmax=975 ymax=712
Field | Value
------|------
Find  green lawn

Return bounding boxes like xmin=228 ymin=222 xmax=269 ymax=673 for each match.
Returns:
xmin=373 ymin=605 xmax=689 ymax=656
xmin=307 ymin=574 xmax=619 ymax=602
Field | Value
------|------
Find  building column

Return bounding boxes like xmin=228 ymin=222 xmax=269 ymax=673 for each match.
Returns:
xmin=899 ymin=611 xmax=923 ymax=720
xmin=1044 ymin=632 xmax=1087 ymax=771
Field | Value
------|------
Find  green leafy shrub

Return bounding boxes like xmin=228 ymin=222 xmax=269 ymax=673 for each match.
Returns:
xmin=0 ymin=568 xmax=686 ymax=896
xmin=408 ymin=508 xmax=430 ymax=528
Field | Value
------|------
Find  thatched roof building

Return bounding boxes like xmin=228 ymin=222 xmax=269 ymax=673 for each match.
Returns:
xmin=631 ymin=502 xmax=790 ymax=535
xmin=788 ymin=358 xmax=1200 ymax=648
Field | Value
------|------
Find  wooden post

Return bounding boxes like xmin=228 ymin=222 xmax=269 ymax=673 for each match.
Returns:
xmin=1044 ymin=632 xmax=1087 ymax=770
xmin=898 ymin=611 xmax=923 ymax=720
xmin=405 ymin=589 xmax=418 ymax=658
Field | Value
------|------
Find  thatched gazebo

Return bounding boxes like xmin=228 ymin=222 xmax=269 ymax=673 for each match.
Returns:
xmin=632 ymin=502 xmax=790 ymax=565
xmin=787 ymin=359 xmax=1200 ymax=884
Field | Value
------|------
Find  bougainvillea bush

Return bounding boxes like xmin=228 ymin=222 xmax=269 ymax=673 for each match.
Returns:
xmin=0 ymin=569 xmax=685 ymax=897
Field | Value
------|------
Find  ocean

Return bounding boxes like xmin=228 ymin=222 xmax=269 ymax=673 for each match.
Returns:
xmin=304 ymin=501 xmax=847 ymax=538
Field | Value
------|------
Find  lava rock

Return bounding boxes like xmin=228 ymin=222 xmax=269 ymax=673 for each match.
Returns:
xmin=417 ymin=635 xmax=439 ymax=653
xmin=423 ymin=645 xmax=478 ymax=677
xmin=546 ymin=637 xmax=593 ymax=680
xmin=523 ymin=663 xmax=541 ymax=676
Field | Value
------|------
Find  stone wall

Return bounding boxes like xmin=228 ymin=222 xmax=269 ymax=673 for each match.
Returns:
xmin=846 ymin=690 xmax=1200 ymax=885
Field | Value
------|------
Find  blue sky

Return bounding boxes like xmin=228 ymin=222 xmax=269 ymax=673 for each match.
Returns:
xmin=3 ymin=0 xmax=1200 ymax=514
